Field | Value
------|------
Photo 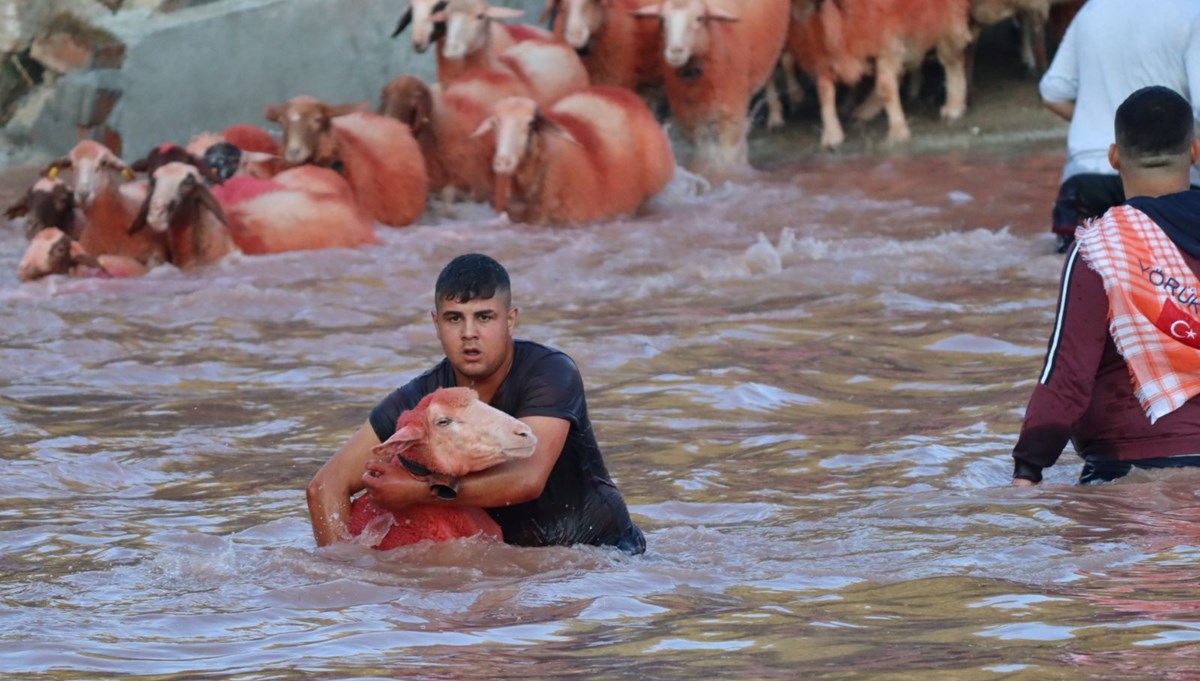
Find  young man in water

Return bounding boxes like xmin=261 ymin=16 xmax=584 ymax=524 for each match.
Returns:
xmin=307 ymin=253 xmax=646 ymax=553
xmin=1013 ymin=86 xmax=1200 ymax=486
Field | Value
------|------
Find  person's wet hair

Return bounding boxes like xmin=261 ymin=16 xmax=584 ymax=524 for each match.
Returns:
xmin=435 ymin=253 xmax=511 ymax=306
xmin=1114 ymin=86 xmax=1196 ymax=169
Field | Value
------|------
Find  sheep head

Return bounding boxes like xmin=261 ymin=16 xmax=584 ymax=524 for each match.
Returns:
xmin=632 ymin=0 xmax=738 ymax=68
xmin=372 ymin=387 xmax=537 ymax=499
xmin=392 ymin=0 xmax=449 ymax=52
xmin=16 ymin=228 xmax=102 ymax=282
xmin=436 ymin=0 xmax=525 ymax=60
xmin=548 ymin=0 xmax=614 ymax=50
xmin=6 ymin=177 xmax=78 ymax=240
xmin=378 ymin=75 xmax=435 ymax=142
xmin=263 ymin=96 xmax=369 ymax=166
xmin=49 ymin=140 xmax=135 ymax=208
xmin=129 ymin=162 xmax=227 ymax=235
xmin=472 ymin=96 xmax=576 ymax=212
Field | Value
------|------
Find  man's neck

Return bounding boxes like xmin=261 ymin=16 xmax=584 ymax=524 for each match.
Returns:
xmin=1122 ymin=175 xmax=1192 ymax=200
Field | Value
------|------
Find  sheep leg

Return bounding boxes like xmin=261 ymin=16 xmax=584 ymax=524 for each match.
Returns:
xmin=852 ymin=90 xmax=884 ymax=122
xmin=765 ymin=72 xmax=786 ymax=131
xmin=875 ymin=52 xmax=910 ymax=145
xmin=817 ymin=75 xmax=845 ymax=149
xmin=937 ymin=27 xmax=971 ymax=121
xmin=782 ymin=52 xmax=804 ymax=106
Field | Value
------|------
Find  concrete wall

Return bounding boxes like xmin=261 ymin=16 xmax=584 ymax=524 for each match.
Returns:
xmin=5 ymin=0 xmax=545 ymax=161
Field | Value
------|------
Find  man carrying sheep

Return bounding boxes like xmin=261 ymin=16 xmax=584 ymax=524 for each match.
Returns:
xmin=307 ymin=253 xmax=646 ymax=554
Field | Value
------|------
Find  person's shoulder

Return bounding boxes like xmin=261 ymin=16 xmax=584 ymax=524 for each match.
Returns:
xmin=515 ymin=339 xmax=577 ymax=368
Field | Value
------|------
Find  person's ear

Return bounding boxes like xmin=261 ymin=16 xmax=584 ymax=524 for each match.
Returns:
xmin=1190 ymin=138 xmax=1200 ymax=165
xmin=1108 ymin=143 xmax=1121 ymax=171
xmin=507 ymin=306 xmax=518 ymax=332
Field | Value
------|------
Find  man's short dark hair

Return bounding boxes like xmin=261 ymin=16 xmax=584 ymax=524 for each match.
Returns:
xmin=435 ymin=253 xmax=511 ymax=306
xmin=1115 ymin=86 xmax=1196 ymax=169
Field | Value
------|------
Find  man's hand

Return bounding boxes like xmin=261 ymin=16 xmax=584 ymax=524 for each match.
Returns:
xmin=362 ymin=458 xmax=435 ymax=510
xmin=1011 ymin=477 xmax=1038 ymax=487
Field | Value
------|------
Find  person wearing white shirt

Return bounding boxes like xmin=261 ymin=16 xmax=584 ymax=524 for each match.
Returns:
xmin=1040 ymin=0 xmax=1200 ymax=253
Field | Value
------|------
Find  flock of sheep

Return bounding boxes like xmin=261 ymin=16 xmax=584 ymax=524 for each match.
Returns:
xmin=4 ymin=0 xmax=1084 ymax=283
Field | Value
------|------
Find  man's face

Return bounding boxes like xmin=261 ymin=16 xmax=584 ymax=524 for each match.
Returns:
xmin=433 ymin=294 xmax=517 ymax=383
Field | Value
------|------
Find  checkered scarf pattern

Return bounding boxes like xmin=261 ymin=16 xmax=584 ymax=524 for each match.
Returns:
xmin=1077 ymin=205 xmax=1200 ymax=424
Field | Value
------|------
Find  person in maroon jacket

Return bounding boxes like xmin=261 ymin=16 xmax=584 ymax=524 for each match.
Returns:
xmin=1013 ymin=86 xmax=1200 ymax=485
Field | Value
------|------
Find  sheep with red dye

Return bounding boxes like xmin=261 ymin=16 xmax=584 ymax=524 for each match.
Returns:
xmin=17 ymin=227 xmax=147 ymax=283
xmin=543 ymin=0 xmax=664 ymax=93
xmin=5 ymin=177 xmax=82 ymax=240
xmin=210 ymin=165 xmax=377 ymax=255
xmin=419 ymin=0 xmax=589 ymax=107
xmin=184 ymin=124 xmax=284 ymax=180
xmin=128 ymin=162 xmax=238 ymax=270
xmin=41 ymin=140 xmax=167 ymax=266
xmin=786 ymin=0 xmax=973 ymax=149
xmin=347 ymin=387 xmax=538 ymax=549
xmin=379 ymin=69 xmax=529 ymax=203
xmin=263 ymin=96 xmax=428 ymax=227
xmin=632 ymin=0 xmax=791 ymax=177
xmin=473 ymin=86 xmax=675 ymax=224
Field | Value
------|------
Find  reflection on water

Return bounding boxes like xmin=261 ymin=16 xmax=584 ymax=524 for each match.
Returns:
xmin=4 ymin=147 xmax=1200 ymax=679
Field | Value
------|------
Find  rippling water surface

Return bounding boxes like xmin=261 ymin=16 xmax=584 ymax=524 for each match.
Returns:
xmin=4 ymin=147 xmax=1200 ymax=680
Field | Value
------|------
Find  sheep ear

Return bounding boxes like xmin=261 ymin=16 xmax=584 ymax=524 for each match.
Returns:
xmin=539 ymin=0 xmax=561 ymax=25
xmin=535 ymin=114 xmax=578 ymax=145
xmin=263 ymin=103 xmax=285 ymax=122
xmin=196 ymin=184 xmax=228 ymax=226
xmin=4 ymin=193 xmax=30 ymax=220
xmin=630 ymin=4 xmax=662 ymax=18
xmin=392 ymin=4 xmax=413 ymax=37
xmin=371 ymin=424 xmax=422 ymax=458
xmin=470 ymin=117 xmax=496 ymax=138
xmin=128 ymin=189 xmax=152 ymax=234
xmin=41 ymin=158 xmax=72 ymax=179
xmin=704 ymin=4 xmax=739 ymax=21
xmin=486 ymin=6 xmax=525 ymax=20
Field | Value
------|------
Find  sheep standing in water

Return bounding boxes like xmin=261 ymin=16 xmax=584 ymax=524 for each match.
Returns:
xmin=347 ymin=387 xmax=537 ymax=549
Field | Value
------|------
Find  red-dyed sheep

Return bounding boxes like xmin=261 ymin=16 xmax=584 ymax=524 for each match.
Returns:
xmin=5 ymin=177 xmax=82 ymax=240
xmin=474 ymin=86 xmax=675 ymax=224
xmin=786 ymin=0 xmax=973 ymax=149
xmin=379 ymin=69 xmax=529 ymax=202
xmin=128 ymin=162 xmax=238 ymax=270
xmin=633 ymin=0 xmax=791 ymax=177
xmin=263 ymin=96 xmax=428 ymax=227
xmin=42 ymin=140 xmax=167 ymax=266
xmin=347 ymin=387 xmax=537 ymax=549
xmin=210 ymin=166 xmax=377 ymax=254
xmin=17 ymin=227 xmax=147 ymax=283
xmin=543 ymin=0 xmax=664 ymax=92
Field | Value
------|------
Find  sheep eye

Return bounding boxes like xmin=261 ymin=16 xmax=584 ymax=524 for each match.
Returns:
xmin=435 ymin=417 xmax=453 ymax=427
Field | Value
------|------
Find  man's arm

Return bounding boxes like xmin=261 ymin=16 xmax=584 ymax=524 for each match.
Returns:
xmin=1011 ymin=243 xmax=1109 ymax=485
xmin=1043 ymin=99 xmax=1075 ymax=122
xmin=1038 ymin=8 xmax=1079 ymax=122
xmin=362 ymin=415 xmax=569 ymax=509
xmin=306 ymin=420 xmax=381 ymax=546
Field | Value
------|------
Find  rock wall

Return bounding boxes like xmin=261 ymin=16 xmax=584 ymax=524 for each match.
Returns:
xmin=0 ymin=0 xmax=545 ymax=165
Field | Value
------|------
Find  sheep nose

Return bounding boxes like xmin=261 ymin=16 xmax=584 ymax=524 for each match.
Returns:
xmin=666 ymin=46 xmax=687 ymax=67
xmin=566 ymin=27 xmax=588 ymax=48
xmin=494 ymin=155 xmax=517 ymax=175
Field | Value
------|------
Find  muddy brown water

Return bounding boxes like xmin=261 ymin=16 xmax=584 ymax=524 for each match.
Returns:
xmin=4 ymin=61 xmax=1200 ymax=679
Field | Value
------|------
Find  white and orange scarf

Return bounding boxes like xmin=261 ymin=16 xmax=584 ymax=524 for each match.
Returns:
xmin=1076 ymin=205 xmax=1200 ymax=424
